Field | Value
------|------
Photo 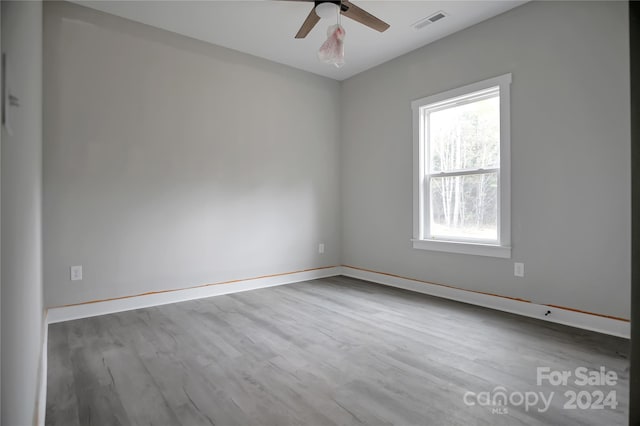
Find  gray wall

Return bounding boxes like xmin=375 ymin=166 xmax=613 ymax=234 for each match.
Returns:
xmin=1 ymin=1 xmax=44 ymax=424
xmin=629 ymin=2 xmax=639 ymax=422
xmin=44 ymin=2 xmax=341 ymax=307
xmin=340 ymin=1 xmax=630 ymax=319
xmin=1 ymin=2 xmax=3 ymax=417
xmin=44 ymin=1 xmax=630 ymax=320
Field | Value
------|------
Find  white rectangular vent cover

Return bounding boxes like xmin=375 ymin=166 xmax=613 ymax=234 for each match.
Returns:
xmin=412 ymin=11 xmax=448 ymax=30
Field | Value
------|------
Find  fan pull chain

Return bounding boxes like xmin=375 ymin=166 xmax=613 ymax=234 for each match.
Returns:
xmin=337 ymin=0 xmax=342 ymax=25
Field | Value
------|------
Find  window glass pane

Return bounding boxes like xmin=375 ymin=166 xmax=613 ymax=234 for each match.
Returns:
xmin=430 ymin=172 xmax=498 ymax=241
xmin=429 ymin=94 xmax=499 ymax=173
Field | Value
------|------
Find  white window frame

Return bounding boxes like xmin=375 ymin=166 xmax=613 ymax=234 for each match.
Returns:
xmin=411 ymin=74 xmax=512 ymax=258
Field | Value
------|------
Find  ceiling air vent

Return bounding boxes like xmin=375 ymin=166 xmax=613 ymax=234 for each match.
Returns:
xmin=412 ymin=11 xmax=448 ymax=30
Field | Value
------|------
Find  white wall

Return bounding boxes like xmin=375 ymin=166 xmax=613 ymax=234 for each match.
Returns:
xmin=340 ymin=1 xmax=630 ymax=319
xmin=1 ymin=1 xmax=44 ymax=424
xmin=43 ymin=2 xmax=341 ymax=308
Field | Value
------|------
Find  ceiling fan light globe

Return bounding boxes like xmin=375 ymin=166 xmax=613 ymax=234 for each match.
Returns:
xmin=315 ymin=2 xmax=339 ymax=20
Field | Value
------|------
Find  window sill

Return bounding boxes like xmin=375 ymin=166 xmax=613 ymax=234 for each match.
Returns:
xmin=411 ymin=238 xmax=511 ymax=259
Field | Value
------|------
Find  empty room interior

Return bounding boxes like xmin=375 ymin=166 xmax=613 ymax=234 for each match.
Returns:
xmin=1 ymin=0 xmax=636 ymax=425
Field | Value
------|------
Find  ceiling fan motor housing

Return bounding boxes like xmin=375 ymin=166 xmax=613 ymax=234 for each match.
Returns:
xmin=294 ymin=0 xmax=389 ymax=39
xmin=314 ymin=1 xmax=345 ymax=19
xmin=314 ymin=1 xmax=346 ymax=8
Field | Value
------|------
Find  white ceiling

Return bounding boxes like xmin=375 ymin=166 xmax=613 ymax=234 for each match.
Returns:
xmin=73 ymin=0 xmax=528 ymax=80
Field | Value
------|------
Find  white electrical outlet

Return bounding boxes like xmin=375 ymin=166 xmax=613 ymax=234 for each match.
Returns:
xmin=514 ymin=262 xmax=524 ymax=277
xmin=318 ymin=243 xmax=325 ymax=254
xmin=70 ymin=265 xmax=83 ymax=281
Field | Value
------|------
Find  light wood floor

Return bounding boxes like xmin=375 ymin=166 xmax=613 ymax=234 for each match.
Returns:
xmin=46 ymin=276 xmax=629 ymax=426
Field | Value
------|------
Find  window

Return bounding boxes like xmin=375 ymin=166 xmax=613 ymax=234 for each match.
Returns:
xmin=411 ymin=74 xmax=511 ymax=258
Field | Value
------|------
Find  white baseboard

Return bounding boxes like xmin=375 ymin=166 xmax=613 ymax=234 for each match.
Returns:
xmin=47 ymin=266 xmax=341 ymax=324
xmin=37 ymin=311 xmax=48 ymax=426
xmin=39 ymin=263 xmax=627 ymax=426
xmin=341 ymin=266 xmax=630 ymax=339
xmin=45 ymin=264 xmax=630 ymax=337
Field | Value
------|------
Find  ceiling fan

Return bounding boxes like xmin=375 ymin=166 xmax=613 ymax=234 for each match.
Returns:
xmin=287 ymin=1 xmax=390 ymax=39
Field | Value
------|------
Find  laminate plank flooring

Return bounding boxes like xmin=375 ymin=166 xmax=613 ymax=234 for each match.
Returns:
xmin=46 ymin=276 xmax=629 ymax=426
